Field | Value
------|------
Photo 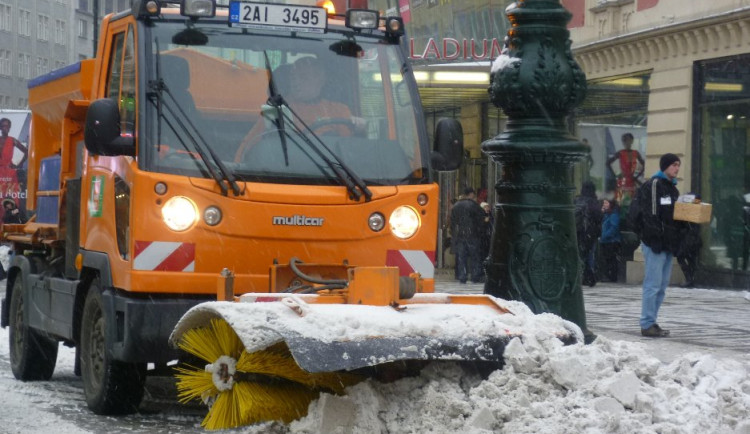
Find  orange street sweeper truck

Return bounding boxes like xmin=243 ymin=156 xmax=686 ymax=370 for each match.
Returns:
xmin=1 ymin=0 xmax=578 ymax=429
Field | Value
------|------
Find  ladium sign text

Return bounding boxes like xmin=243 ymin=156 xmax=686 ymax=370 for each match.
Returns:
xmin=409 ymin=38 xmax=503 ymax=61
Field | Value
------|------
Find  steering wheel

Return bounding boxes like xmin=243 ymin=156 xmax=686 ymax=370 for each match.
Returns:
xmin=307 ymin=117 xmax=356 ymax=136
xmin=160 ymin=148 xmax=200 ymax=169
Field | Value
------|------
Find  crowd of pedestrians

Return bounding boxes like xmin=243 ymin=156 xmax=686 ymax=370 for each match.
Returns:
xmin=450 ymin=149 xmax=707 ymax=341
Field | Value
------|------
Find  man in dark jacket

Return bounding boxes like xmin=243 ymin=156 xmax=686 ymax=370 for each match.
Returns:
xmin=574 ymin=181 xmax=603 ymax=286
xmin=636 ymin=153 xmax=685 ymax=337
xmin=2 ymin=198 xmax=26 ymax=224
xmin=450 ymin=187 xmax=485 ymax=283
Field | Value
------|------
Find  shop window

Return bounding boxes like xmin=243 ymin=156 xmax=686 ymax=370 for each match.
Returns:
xmin=695 ymin=56 xmax=750 ymax=273
xmin=573 ymin=72 xmax=651 ymax=214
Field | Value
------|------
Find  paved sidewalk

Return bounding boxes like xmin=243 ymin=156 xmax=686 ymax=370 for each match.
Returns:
xmin=435 ymin=274 xmax=750 ymax=361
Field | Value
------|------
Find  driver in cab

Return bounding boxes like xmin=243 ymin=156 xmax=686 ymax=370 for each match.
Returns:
xmin=236 ymin=56 xmax=365 ymax=160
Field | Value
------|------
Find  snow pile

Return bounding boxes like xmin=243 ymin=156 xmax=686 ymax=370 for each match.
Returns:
xmin=0 ymin=244 xmax=10 ymax=274
xmin=285 ymin=334 xmax=750 ymax=433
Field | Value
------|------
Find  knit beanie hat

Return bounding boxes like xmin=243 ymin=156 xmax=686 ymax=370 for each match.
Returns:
xmin=659 ymin=153 xmax=680 ymax=171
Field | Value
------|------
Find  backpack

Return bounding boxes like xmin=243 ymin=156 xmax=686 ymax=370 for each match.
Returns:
xmin=628 ymin=179 xmax=657 ymax=236
xmin=575 ymin=202 xmax=587 ymax=233
xmin=575 ymin=197 xmax=601 ymax=243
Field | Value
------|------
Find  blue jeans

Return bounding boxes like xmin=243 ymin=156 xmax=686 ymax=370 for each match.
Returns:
xmin=640 ymin=243 xmax=673 ymax=329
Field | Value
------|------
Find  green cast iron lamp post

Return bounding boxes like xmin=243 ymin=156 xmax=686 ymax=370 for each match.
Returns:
xmin=481 ymin=0 xmax=595 ymax=343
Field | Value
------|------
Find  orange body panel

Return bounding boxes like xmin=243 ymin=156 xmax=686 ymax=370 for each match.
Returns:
xmin=99 ymin=168 xmax=439 ymax=293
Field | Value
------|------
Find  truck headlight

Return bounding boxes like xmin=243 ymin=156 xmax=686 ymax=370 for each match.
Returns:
xmin=162 ymin=196 xmax=198 ymax=231
xmin=390 ymin=206 xmax=420 ymax=239
xmin=181 ymin=0 xmax=215 ymax=18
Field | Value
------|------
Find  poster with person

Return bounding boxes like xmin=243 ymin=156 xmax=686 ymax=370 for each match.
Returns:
xmin=0 ymin=110 xmax=30 ymax=223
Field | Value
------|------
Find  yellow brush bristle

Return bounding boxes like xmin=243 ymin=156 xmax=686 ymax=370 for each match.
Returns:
xmin=237 ymin=345 xmax=358 ymax=394
xmin=174 ymin=365 xmax=217 ymax=404
xmin=177 ymin=318 xmax=242 ymax=362
xmin=235 ymin=381 xmax=318 ymax=425
xmin=174 ymin=318 xmax=362 ymax=430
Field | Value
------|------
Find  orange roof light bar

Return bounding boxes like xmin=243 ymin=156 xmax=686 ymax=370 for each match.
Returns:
xmin=318 ymin=0 xmax=335 ymax=14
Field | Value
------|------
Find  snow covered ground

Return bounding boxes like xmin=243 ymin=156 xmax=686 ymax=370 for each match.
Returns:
xmin=0 ymin=250 xmax=749 ymax=433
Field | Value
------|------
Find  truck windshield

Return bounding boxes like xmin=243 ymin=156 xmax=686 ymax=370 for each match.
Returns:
xmin=142 ymin=21 xmax=428 ymax=186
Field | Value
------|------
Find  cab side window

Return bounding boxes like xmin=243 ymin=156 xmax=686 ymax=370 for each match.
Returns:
xmin=105 ymin=25 xmax=136 ymax=137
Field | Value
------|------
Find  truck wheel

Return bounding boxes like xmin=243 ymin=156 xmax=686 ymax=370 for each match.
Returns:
xmin=8 ymin=275 xmax=59 ymax=380
xmin=80 ymin=284 xmax=146 ymax=414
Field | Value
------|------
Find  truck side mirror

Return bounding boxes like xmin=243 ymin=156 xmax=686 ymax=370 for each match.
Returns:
xmin=431 ymin=118 xmax=463 ymax=171
xmin=84 ymin=98 xmax=135 ymax=156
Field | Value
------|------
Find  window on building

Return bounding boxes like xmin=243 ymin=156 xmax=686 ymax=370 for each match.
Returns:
xmin=573 ymin=72 xmax=651 ymax=212
xmin=19 ymin=10 xmax=30 ymax=37
xmin=695 ymin=56 xmax=750 ymax=275
xmin=37 ymin=15 xmax=50 ymax=41
xmin=0 ymin=4 xmax=11 ymax=32
xmin=55 ymin=20 xmax=66 ymax=45
xmin=79 ymin=0 xmax=89 ymax=12
xmin=0 ymin=50 xmax=10 ymax=76
xmin=78 ymin=18 xmax=87 ymax=38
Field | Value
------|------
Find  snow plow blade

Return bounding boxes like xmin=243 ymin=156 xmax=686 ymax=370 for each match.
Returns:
xmin=170 ymin=293 xmax=579 ymax=373
xmin=168 ymin=266 xmax=581 ymax=429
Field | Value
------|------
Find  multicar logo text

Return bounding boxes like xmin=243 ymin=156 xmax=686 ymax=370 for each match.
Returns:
xmin=272 ymin=215 xmax=325 ymax=226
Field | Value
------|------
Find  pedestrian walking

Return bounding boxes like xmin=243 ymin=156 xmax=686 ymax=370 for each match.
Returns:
xmin=600 ymin=198 xmax=622 ymax=282
xmin=630 ymin=153 xmax=685 ymax=337
xmin=575 ymin=181 xmax=603 ymax=287
xmin=450 ymin=187 xmax=485 ymax=284
xmin=479 ymin=201 xmax=493 ymax=262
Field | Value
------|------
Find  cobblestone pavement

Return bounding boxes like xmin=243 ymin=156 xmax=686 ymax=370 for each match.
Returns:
xmin=434 ymin=273 xmax=750 ymax=360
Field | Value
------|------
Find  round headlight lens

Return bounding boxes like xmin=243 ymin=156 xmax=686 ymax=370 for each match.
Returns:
xmin=162 ymin=196 xmax=198 ymax=231
xmin=204 ymin=206 xmax=222 ymax=226
xmin=390 ymin=206 xmax=420 ymax=239
xmin=368 ymin=212 xmax=385 ymax=232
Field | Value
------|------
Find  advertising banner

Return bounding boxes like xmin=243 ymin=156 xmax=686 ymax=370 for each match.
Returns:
xmin=0 ymin=110 xmax=30 ymax=224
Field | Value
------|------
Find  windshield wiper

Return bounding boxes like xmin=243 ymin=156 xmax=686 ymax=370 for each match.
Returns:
xmin=148 ymin=47 xmax=242 ymax=196
xmin=263 ymin=51 xmax=289 ymax=166
xmin=269 ymin=104 xmax=373 ymax=201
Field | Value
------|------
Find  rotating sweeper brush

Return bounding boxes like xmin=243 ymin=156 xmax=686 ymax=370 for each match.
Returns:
xmin=169 ymin=260 xmax=580 ymax=429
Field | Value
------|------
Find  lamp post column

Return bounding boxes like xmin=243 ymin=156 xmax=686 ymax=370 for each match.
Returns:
xmin=481 ymin=0 xmax=594 ymax=341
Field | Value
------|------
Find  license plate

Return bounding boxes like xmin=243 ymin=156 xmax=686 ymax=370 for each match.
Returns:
xmin=229 ymin=1 xmax=327 ymax=33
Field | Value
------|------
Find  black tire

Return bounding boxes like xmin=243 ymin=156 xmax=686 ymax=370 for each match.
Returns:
xmin=80 ymin=283 xmax=146 ymax=414
xmin=8 ymin=274 xmax=59 ymax=381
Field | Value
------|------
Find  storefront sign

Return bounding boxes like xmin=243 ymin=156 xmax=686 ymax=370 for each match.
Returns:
xmin=398 ymin=0 xmax=411 ymax=23
xmin=409 ymin=38 xmax=503 ymax=61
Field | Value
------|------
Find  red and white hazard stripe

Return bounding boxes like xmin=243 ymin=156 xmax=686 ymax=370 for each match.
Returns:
xmin=133 ymin=241 xmax=195 ymax=272
xmin=386 ymin=250 xmax=435 ymax=278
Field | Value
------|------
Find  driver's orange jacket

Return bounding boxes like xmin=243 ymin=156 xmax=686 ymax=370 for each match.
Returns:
xmin=235 ymin=99 xmax=352 ymax=162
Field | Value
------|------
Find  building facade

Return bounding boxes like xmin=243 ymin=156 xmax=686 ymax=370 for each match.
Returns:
xmin=398 ymin=0 xmax=749 ymax=287
xmin=567 ymin=0 xmax=750 ymax=287
xmin=0 ymin=0 xmax=130 ymax=110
